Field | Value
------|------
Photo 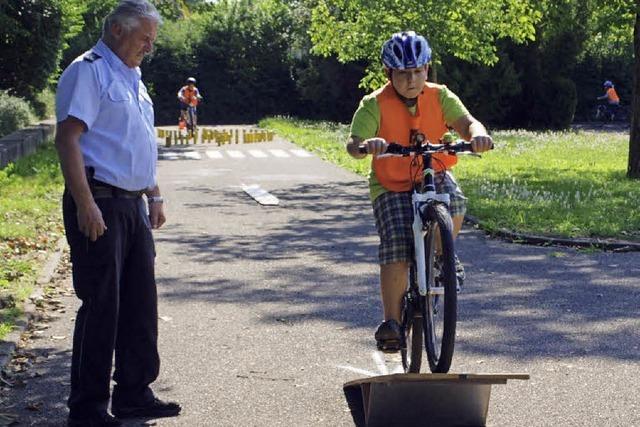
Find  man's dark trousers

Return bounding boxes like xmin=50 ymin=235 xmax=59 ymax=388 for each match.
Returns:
xmin=63 ymin=191 xmax=160 ymax=417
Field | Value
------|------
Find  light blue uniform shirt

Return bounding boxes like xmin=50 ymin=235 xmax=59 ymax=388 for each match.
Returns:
xmin=55 ymin=40 xmax=157 ymax=191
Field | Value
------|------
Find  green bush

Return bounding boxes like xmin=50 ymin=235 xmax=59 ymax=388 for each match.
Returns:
xmin=31 ymin=88 xmax=56 ymax=120
xmin=0 ymin=91 xmax=34 ymax=138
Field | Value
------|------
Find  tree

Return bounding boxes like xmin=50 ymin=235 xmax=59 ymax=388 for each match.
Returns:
xmin=0 ymin=0 xmax=65 ymax=99
xmin=309 ymin=0 xmax=543 ymax=89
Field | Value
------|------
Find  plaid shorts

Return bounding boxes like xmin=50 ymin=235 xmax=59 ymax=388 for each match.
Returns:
xmin=372 ymin=171 xmax=467 ymax=265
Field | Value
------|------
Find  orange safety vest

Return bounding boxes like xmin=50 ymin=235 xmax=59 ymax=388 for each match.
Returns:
xmin=607 ymin=87 xmax=620 ymax=104
xmin=180 ymin=86 xmax=199 ymax=107
xmin=373 ymin=82 xmax=457 ymax=192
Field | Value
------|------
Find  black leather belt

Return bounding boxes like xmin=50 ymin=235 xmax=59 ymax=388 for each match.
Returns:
xmin=91 ymin=181 xmax=145 ymax=199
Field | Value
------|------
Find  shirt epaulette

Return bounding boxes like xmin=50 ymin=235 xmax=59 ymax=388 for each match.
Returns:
xmin=83 ymin=52 xmax=102 ymax=63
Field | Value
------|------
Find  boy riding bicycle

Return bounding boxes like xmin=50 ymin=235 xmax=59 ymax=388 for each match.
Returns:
xmin=177 ymin=77 xmax=203 ymax=130
xmin=345 ymin=31 xmax=493 ymax=352
xmin=596 ymin=80 xmax=620 ymax=120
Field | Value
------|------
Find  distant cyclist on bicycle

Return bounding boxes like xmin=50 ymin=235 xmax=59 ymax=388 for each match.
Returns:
xmin=597 ymin=80 xmax=620 ymax=120
xmin=345 ymin=31 xmax=493 ymax=351
xmin=177 ymin=77 xmax=203 ymax=129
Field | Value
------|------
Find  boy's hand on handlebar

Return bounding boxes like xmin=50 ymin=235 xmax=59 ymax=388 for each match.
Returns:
xmin=470 ymin=135 xmax=493 ymax=153
xmin=362 ymin=138 xmax=388 ymax=155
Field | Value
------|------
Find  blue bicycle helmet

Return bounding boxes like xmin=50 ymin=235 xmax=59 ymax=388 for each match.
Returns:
xmin=603 ymin=80 xmax=613 ymax=88
xmin=381 ymin=31 xmax=432 ymax=70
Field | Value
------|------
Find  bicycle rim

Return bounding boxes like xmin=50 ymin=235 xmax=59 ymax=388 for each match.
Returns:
xmin=422 ymin=203 xmax=457 ymax=373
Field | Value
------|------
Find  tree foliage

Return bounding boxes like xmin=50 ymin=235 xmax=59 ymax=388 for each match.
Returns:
xmin=309 ymin=0 xmax=543 ymax=89
xmin=0 ymin=0 xmax=65 ymax=100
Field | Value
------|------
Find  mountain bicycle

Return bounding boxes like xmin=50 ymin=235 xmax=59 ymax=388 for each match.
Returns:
xmin=360 ymin=135 xmax=483 ymax=373
xmin=181 ymin=104 xmax=197 ymax=136
xmin=592 ymin=103 xmax=628 ymax=123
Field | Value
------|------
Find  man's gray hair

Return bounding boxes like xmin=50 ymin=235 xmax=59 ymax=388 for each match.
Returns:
xmin=102 ymin=0 xmax=162 ymax=37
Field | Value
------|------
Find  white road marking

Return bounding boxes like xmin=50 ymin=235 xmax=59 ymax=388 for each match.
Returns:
xmin=183 ymin=151 xmax=201 ymax=160
xmin=372 ymin=351 xmax=389 ymax=375
xmin=206 ymin=150 xmax=223 ymax=159
xmin=227 ymin=150 xmax=246 ymax=159
xmin=268 ymin=149 xmax=290 ymax=158
xmin=241 ymin=184 xmax=279 ymax=206
xmin=290 ymin=149 xmax=312 ymax=158
xmin=336 ymin=366 xmax=378 ymax=377
xmin=248 ymin=149 xmax=268 ymax=158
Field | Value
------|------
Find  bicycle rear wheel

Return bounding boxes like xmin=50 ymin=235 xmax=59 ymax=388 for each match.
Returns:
xmin=422 ymin=203 xmax=457 ymax=373
xmin=401 ymin=279 xmax=423 ymax=373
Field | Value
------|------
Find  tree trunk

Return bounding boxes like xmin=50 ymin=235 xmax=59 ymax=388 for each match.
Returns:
xmin=628 ymin=4 xmax=640 ymax=178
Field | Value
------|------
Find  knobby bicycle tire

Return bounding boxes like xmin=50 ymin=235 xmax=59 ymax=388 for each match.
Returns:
xmin=401 ymin=284 xmax=423 ymax=373
xmin=422 ymin=203 xmax=457 ymax=373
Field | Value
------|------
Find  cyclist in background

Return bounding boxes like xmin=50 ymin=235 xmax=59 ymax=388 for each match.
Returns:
xmin=177 ymin=77 xmax=203 ymax=129
xmin=597 ymin=80 xmax=620 ymax=119
xmin=345 ymin=31 xmax=493 ymax=352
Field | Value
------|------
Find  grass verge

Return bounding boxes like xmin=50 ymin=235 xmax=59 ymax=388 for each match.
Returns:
xmin=0 ymin=142 xmax=64 ymax=339
xmin=259 ymin=117 xmax=639 ymax=242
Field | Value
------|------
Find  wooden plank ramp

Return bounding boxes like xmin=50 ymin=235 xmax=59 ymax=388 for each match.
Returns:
xmin=344 ymin=373 xmax=529 ymax=427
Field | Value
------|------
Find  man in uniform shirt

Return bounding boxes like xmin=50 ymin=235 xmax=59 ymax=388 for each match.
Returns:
xmin=54 ymin=1 xmax=181 ymax=425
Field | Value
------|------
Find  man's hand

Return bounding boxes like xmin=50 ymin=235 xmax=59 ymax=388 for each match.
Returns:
xmin=149 ymin=201 xmax=166 ymax=229
xmin=77 ymin=200 xmax=107 ymax=242
xmin=470 ymin=134 xmax=493 ymax=153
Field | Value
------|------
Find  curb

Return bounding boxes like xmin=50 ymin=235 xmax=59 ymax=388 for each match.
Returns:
xmin=0 ymin=238 xmax=67 ymax=372
xmin=464 ymin=215 xmax=640 ymax=252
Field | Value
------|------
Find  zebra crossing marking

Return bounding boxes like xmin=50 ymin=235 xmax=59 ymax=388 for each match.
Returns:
xmin=227 ymin=150 xmax=246 ymax=159
xmin=290 ymin=149 xmax=312 ymax=157
xmin=248 ymin=149 xmax=268 ymax=158
xmin=159 ymin=148 xmax=316 ymax=161
xmin=268 ymin=149 xmax=290 ymax=158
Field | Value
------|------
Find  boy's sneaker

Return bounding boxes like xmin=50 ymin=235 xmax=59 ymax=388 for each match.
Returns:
xmin=374 ymin=319 xmax=401 ymax=353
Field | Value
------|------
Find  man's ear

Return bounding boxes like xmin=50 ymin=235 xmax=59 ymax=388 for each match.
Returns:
xmin=110 ymin=22 xmax=124 ymax=41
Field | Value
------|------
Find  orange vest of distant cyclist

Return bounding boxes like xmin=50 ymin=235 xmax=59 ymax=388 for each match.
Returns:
xmin=181 ymin=86 xmax=199 ymax=107
xmin=607 ymin=87 xmax=620 ymax=104
xmin=373 ymin=82 xmax=457 ymax=192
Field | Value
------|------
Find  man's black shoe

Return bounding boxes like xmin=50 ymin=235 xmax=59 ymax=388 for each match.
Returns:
xmin=67 ymin=413 xmax=121 ymax=427
xmin=112 ymin=397 xmax=181 ymax=419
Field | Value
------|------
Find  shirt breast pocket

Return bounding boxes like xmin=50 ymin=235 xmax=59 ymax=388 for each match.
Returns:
xmin=107 ymin=82 xmax=133 ymax=103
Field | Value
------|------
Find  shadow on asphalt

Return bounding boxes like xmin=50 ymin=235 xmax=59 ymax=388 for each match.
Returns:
xmin=156 ymin=181 xmax=380 ymax=330
xmin=154 ymin=180 xmax=639 ymax=363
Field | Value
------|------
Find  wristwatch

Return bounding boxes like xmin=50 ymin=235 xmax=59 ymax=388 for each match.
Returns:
xmin=147 ymin=196 xmax=164 ymax=204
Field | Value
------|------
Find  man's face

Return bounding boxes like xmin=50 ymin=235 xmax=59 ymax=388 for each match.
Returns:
xmin=391 ymin=65 xmax=428 ymax=99
xmin=110 ymin=18 xmax=158 ymax=68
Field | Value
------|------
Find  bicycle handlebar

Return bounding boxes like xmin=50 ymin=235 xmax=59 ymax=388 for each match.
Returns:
xmin=357 ymin=140 xmax=484 ymax=156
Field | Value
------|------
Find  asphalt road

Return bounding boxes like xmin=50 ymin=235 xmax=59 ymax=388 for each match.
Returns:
xmin=1 ymin=135 xmax=639 ymax=426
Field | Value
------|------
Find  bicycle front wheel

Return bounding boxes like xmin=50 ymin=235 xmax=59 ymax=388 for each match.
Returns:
xmin=422 ymin=203 xmax=457 ymax=373
xmin=401 ymin=282 xmax=423 ymax=373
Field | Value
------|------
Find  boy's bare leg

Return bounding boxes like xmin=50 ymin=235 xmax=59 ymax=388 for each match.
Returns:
xmin=380 ymin=215 xmax=463 ymax=322
xmin=452 ymin=215 xmax=463 ymax=239
xmin=380 ymin=262 xmax=408 ymax=322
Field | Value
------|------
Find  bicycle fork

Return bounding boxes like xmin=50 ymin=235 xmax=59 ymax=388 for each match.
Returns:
xmin=413 ymin=167 xmax=450 ymax=297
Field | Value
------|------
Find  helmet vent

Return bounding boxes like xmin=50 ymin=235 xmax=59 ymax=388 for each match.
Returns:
xmin=393 ymin=45 xmax=403 ymax=61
